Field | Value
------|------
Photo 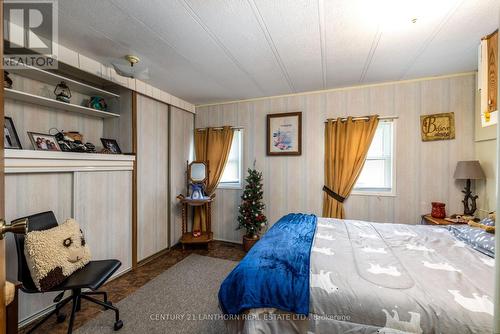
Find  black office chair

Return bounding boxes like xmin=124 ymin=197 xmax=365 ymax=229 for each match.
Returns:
xmin=13 ymin=211 xmax=124 ymax=334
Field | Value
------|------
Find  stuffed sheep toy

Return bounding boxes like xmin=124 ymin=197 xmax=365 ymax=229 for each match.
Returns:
xmin=24 ymin=218 xmax=91 ymax=291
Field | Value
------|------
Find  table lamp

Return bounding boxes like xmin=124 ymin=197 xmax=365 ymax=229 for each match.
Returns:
xmin=453 ymin=160 xmax=486 ymax=216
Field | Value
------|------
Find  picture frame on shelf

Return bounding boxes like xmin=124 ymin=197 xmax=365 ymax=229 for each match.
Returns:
xmin=266 ymin=112 xmax=302 ymax=156
xmin=4 ymin=116 xmax=22 ymax=149
xmin=100 ymin=138 xmax=122 ymax=154
xmin=28 ymin=132 xmax=61 ymax=151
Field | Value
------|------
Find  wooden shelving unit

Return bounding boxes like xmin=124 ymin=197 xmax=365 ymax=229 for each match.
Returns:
xmin=4 ymin=88 xmax=120 ymax=119
xmin=8 ymin=62 xmax=120 ymax=99
xmin=4 ymin=149 xmax=135 ymax=174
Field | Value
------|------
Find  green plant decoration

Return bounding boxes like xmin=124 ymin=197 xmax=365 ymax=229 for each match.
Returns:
xmin=237 ymin=168 xmax=267 ymax=238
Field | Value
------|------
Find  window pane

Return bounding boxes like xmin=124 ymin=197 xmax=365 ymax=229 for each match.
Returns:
xmin=220 ymin=131 xmax=242 ymax=185
xmin=367 ymin=122 xmax=391 ymax=158
xmin=220 ymin=161 xmax=239 ymax=183
xmin=354 ymin=121 xmax=393 ymax=192
xmin=356 ymin=159 xmax=386 ymax=188
xmin=367 ymin=128 xmax=384 ymax=157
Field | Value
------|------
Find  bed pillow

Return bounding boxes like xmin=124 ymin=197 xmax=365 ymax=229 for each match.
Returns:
xmin=468 ymin=220 xmax=495 ymax=233
xmin=468 ymin=213 xmax=496 ymax=233
xmin=24 ymin=219 xmax=91 ymax=291
xmin=482 ymin=212 xmax=496 ymax=226
xmin=447 ymin=225 xmax=495 ymax=258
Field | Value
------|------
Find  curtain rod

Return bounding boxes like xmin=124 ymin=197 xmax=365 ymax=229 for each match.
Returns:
xmin=196 ymin=126 xmax=243 ymax=131
xmin=324 ymin=115 xmax=398 ymax=123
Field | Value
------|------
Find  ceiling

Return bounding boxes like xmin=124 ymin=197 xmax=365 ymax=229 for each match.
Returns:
xmin=57 ymin=0 xmax=499 ymax=105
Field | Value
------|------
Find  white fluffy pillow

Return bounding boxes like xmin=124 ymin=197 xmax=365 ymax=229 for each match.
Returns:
xmin=24 ymin=219 xmax=91 ymax=291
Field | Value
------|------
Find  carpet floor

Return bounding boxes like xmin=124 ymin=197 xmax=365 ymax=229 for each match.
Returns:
xmin=75 ymin=254 xmax=237 ymax=334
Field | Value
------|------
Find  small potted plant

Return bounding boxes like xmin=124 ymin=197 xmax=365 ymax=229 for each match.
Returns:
xmin=237 ymin=168 xmax=267 ymax=252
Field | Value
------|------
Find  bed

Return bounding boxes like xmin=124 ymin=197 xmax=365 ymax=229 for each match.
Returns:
xmin=218 ymin=214 xmax=495 ymax=334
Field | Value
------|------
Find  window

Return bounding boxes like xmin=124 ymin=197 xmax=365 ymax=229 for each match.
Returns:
xmin=219 ymin=130 xmax=243 ymax=189
xmin=353 ymin=121 xmax=394 ymax=195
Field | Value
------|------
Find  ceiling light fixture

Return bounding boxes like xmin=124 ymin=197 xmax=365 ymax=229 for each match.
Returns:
xmin=111 ymin=55 xmax=149 ymax=80
xmin=125 ymin=55 xmax=140 ymax=67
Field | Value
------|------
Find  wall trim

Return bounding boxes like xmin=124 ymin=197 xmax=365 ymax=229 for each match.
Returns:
xmin=167 ymin=104 xmax=172 ymax=248
xmin=137 ymin=247 xmax=170 ymax=267
xmin=196 ymin=72 xmax=476 ymax=108
xmin=215 ymin=238 xmax=242 ymax=245
xmin=132 ymin=91 xmax=138 ymax=268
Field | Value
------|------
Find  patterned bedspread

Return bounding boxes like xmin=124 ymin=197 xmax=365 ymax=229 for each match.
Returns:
xmin=226 ymin=218 xmax=494 ymax=334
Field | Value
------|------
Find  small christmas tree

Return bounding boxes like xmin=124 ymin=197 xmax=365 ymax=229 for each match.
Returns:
xmin=237 ymin=168 xmax=267 ymax=238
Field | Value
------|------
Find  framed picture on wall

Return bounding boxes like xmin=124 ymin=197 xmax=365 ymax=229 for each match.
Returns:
xmin=266 ymin=112 xmax=302 ymax=156
xmin=28 ymin=132 xmax=61 ymax=151
xmin=4 ymin=117 xmax=22 ymax=149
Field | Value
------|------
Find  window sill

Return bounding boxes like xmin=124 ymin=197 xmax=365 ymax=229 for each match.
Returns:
xmin=218 ymin=183 xmax=243 ymax=190
xmin=351 ymin=191 xmax=396 ymax=197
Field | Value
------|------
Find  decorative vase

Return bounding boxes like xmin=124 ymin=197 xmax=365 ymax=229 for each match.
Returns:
xmin=431 ymin=202 xmax=446 ymax=218
xmin=190 ymin=184 xmax=204 ymax=200
xmin=242 ymin=234 xmax=259 ymax=252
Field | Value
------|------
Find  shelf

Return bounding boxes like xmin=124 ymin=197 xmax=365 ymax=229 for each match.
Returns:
xmin=5 ymin=150 xmax=135 ymax=174
xmin=8 ymin=63 xmax=120 ymax=99
xmin=5 ymin=88 xmax=120 ymax=119
xmin=180 ymin=232 xmax=213 ymax=244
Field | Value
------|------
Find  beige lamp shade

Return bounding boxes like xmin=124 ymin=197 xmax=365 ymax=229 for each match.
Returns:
xmin=453 ymin=160 xmax=486 ymax=180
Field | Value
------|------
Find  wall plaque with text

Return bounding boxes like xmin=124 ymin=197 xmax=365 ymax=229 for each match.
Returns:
xmin=420 ymin=112 xmax=455 ymax=141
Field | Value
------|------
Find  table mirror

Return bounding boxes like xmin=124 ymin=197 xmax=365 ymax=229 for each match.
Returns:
xmin=188 ymin=161 xmax=207 ymax=183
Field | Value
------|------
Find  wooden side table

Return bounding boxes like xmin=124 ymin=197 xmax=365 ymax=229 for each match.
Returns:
xmin=177 ymin=195 xmax=214 ymax=249
xmin=421 ymin=214 xmax=467 ymax=225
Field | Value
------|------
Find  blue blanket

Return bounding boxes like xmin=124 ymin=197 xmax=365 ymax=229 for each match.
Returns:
xmin=218 ymin=213 xmax=317 ymax=315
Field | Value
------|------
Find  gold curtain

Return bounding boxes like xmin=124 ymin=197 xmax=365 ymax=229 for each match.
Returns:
xmin=322 ymin=115 xmax=379 ymax=218
xmin=193 ymin=126 xmax=234 ymax=231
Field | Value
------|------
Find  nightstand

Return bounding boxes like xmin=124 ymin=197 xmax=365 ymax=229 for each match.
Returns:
xmin=420 ymin=214 xmax=467 ymax=225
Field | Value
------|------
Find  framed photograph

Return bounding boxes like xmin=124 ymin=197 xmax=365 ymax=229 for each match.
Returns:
xmin=28 ymin=132 xmax=61 ymax=151
xmin=100 ymin=138 xmax=122 ymax=154
xmin=4 ymin=117 xmax=22 ymax=149
xmin=267 ymin=112 xmax=302 ymax=156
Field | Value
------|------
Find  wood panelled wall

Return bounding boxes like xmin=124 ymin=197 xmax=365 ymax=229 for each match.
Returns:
xmin=5 ymin=170 xmax=133 ymax=323
xmin=136 ymin=94 xmax=169 ymax=261
xmin=104 ymin=88 xmax=133 ymax=153
xmin=4 ymin=67 xmax=195 ymax=324
xmin=196 ymin=74 xmax=476 ymax=243
xmin=169 ymin=106 xmax=194 ymax=246
xmin=5 ymin=173 xmax=72 ymax=323
xmin=6 ymin=74 xmax=103 ymax=149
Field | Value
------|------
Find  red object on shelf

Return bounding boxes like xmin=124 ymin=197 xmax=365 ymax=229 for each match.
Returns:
xmin=431 ymin=202 xmax=446 ymax=218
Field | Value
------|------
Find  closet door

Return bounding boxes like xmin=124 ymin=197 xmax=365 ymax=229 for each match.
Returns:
xmin=169 ymin=106 xmax=194 ymax=246
xmin=136 ymin=94 xmax=169 ymax=261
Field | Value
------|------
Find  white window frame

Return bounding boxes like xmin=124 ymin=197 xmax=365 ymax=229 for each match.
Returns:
xmin=352 ymin=120 xmax=396 ymax=197
xmin=218 ymin=130 xmax=244 ymax=190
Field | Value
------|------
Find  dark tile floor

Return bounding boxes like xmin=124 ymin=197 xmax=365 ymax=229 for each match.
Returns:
xmin=19 ymin=241 xmax=246 ymax=334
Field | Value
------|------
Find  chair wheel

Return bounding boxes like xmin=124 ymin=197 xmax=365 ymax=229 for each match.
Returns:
xmin=56 ymin=313 xmax=66 ymax=323
xmin=114 ymin=320 xmax=123 ymax=331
